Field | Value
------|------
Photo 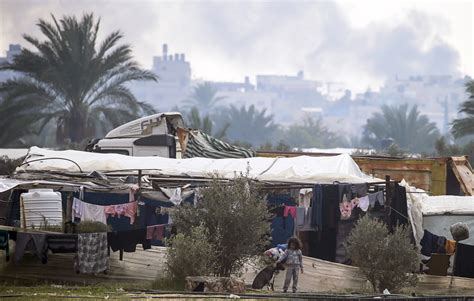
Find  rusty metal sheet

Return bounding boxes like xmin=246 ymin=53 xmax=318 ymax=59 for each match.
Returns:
xmin=450 ymin=156 xmax=474 ymax=196
xmin=354 ymin=157 xmax=444 ymax=194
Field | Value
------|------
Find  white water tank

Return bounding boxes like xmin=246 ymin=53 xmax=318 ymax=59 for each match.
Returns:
xmin=21 ymin=189 xmax=63 ymax=229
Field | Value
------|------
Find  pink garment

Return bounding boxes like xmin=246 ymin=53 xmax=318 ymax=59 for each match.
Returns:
xmin=104 ymin=201 xmax=137 ymax=224
xmin=146 ymin=224 xmax=165 ymax=240
xmin=339 ymin=201 xmax=352 ymax=220
xmin=350 ymin=197 xmax=359 ymax=210
xmin=283 ymin=206 xmax=297 ymax=219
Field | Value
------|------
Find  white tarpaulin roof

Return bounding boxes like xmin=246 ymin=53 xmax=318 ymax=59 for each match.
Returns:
xmin=16 ymin=147 xmax=378 ymax=184
xmin=422 ymin=195 xmax=474 ymax=216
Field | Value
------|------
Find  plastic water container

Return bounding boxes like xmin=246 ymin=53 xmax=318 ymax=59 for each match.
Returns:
xmin=20 ymin=189 xmax=63 ymax=229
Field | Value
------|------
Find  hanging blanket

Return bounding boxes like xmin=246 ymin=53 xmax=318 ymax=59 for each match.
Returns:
xmin=74 ymin=232 xmax=108 ymax=274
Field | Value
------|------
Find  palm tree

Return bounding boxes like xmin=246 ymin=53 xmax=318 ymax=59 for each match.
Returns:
xmin=184 ymin=82 xmax=224 ymax=114
xmin=222 ymin=105 xmax=277 ymax=147
xmin=362 ymin=104 xmax=440 ymax=153
xmin=185 ymin=107 xmax=228 ymax=139
xmin=452 ymin=80 xmax=474 ymax=138
xmin=0 ymin=13 xmax=157 ymax=146
xmin=282 ymin=116 xmax=349 ymax=148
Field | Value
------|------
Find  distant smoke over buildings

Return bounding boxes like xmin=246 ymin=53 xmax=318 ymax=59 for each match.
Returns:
xmin=0 ymin=0 xmax=469 ymax=92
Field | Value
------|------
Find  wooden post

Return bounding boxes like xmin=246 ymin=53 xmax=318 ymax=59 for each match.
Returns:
xmin=138 ymin=170 xmax=142 ymax=188
xmin=136 ymin=170 xmax=142 ymax=220
xmin=66 ymin=193 xmax=73 ymax=222
xmin=20 ymin=196 xmax=26 ymax=229
xmin=385 ymin=175 xmax=392 ymax=229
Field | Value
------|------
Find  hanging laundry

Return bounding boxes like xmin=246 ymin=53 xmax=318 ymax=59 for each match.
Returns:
xmin=391 ymin=184 xmax=409 ymax=227
xmin=350 ymin=198 xmax=359 ymax=210
xmin=420 ymin=230 xmax=446 ymax=256
xmin=454 ymin=243 xmax=474 ymax=278
xmin=310 ymin=185 xmax=323 ymax=229
xmin=283 ymin=206 xmax=297 ymax=219
xmin=129 ymin=185 xmax=139 ymax=203
xmin=104 ymin=201 xmax=138 ymax=224
xmin=339 ymin=199 xmax=352 ymax=220
xmin=0 ymin=230 xmax=9 ymax=262
xmin=72 ymin=197 xmax=83 ymax=219
xmin=169 ymin=188 xmax=182 ymax=206
xmin=338 ymin=184 xmax=352 ymax=203
xmin=351 ymin=183 xmax=368 ymax=198
xmin=299 ymin=188 xmax=312 ymax=208
xmin=282 ymin=206 xmax=296 ymax=229
xmin=147 ymin=224 xmax=166 ymax=240
xmin=108 ymin=228 xmax=151 ymax=254
xmin=47 ymin=234 xmax=78 ymax=253
xmin=368 ymin=191 xmax=384 ymax=208
xmin=298 ymin=208 xmax=315 ymax=232
xmin=15 ymin=232 xmax=48 ymax=264
xmin=358 ymin=196 xmax=370 ymax=212
xmin=296 ymin=207 xmax=305 ymax=228
xmin=72 ymin=198 xmax=107 ymax=224
xmin=74 ymin=232 xmax=108 ymax=274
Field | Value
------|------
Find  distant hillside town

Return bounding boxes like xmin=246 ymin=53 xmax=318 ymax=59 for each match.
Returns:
xmin=0 ymin=43 xmax=470 ymax=139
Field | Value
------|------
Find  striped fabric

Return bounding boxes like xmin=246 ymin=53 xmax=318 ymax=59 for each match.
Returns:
xmin=183 ymin=130 xmax=255 ymax=159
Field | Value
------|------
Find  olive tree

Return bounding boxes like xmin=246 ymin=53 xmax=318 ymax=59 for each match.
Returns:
xmin=345 ymin=215 xmax=419 ymax=293
xmin=167 ymin=175 xmax=271 ymax=279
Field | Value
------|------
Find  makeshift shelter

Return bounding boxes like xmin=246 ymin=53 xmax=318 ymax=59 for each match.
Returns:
xmin=15 ymin=147 xmax=375 ymax=184
xmin=257 ymin=151 xmax=474 ymax=196
xmin=422 ymin=195 xmax=474 ymax=245
xmin=0 ymin=146 xmax=408 ymax=285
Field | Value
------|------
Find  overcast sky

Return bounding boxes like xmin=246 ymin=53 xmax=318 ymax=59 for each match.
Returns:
xmin=0 ymin=0 xmax=472 ymax=92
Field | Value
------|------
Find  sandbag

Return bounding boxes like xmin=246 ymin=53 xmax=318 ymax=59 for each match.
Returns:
xmin=450 ymin=222 xmax=469 ymax=242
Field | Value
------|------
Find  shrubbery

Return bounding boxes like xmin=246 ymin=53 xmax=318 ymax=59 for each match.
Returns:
xmin=165 ymin=224 xmax=214 ymax=282
xmin=0 ymin=156 xmax=23 ymax=175
xmin=165 ymin=175 xmax=271 ymax=281
xmin=345 ymin=215 xmax=419 ymax=293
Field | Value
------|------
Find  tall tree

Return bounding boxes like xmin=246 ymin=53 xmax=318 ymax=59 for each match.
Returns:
xmin=281 ymin=116 xmax=349 ymax=148
xmin=452 ymin=80 xmax=474 ymax=138
xmin=184 ymin=82 xmax=224 ymax=114
xmin=362 ymin=104 xmax=440 ymax=153
xmin=221 ymin=105 xmax=277 ymax=147
xmin=0 ymin=13 xmax=157 ymax=146
xmin=185 ymin=107 xmax=228 ymax=139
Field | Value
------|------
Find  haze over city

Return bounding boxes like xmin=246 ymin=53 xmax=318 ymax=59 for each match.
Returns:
xmin=0 ymin=0 xmax=474 ymax=154
xmin=1 ymin=0 xmax=472 ymax=92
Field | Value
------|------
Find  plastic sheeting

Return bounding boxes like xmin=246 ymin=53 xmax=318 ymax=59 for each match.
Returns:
xmin=17 ymin=147 xmax=379 ymax=184
xmin=399 ymin=179 xmax=426 ymax=249
xmin=423 ymin=195 xmax=474 ymax=216
xmin=423 ymin=216 xmax=474 ymax=245
xmin=422 ymin=195 xmax=474 ymax=247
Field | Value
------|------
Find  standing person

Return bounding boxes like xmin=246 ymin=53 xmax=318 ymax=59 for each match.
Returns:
xmin=275 ymin=237 xmax=304 ymax=293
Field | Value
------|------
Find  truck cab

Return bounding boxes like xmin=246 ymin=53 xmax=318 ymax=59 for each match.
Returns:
xmin=85 ymin=112 xmax=184 ymax=158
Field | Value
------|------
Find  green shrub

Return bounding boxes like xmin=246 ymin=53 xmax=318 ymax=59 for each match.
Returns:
xmin=165 ymin=224 xmax=214 ymax=283
xmin=0 ymin=156 xmax=23 ymax=175
xmin=76 ymin=221 xmax=109 ymax=233
xmin=168 ymin=175 xmax=271 ymax=278
xmin=345 ymin=215 xmax=419 ymax=293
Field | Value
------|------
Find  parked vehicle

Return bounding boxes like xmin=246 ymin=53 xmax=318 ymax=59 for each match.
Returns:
xmin=85 ymin=112 xmax=184 ymax=158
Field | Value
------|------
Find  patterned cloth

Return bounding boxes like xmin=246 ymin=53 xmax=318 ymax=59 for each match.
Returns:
xmin=104 ymin=201 xmax=137 ymax=224
xmin=74 ymin=233 xmax=108 ymax=274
